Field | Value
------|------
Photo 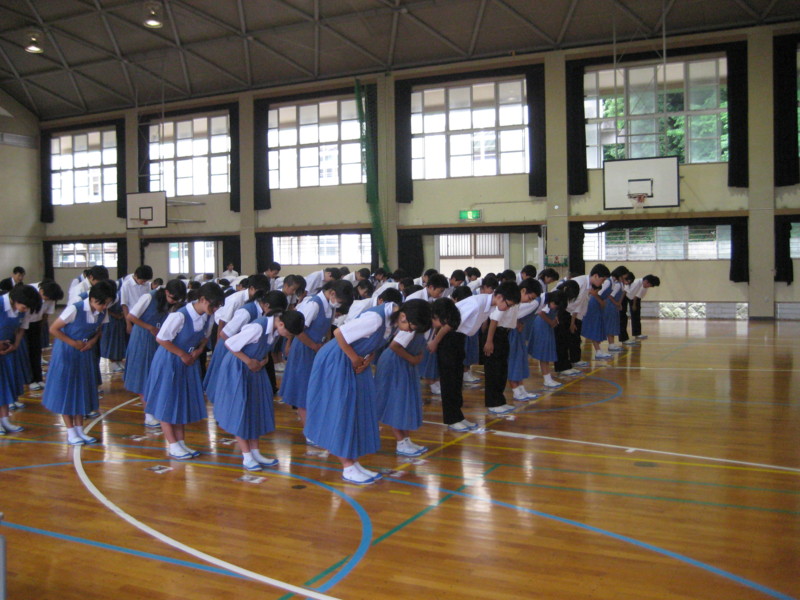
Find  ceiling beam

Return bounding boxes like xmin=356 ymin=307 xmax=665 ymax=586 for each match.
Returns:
xmin=556 ymin=0 xmax=580 ymax=47
xmin=0 ymin=43 xmax=39 ymax=116
xmin=608 ymin=0 xmax=655 ymax=36
xmin=92 ymin=0 xmax=136 ymax=101
xmin=730 ymin=0 xmax=761 ymax=20
xmin=652 ymin=0 xmax=677 ymax=35
xmin=162 ymin=0 xmax=192 ymax=95
xmin=468 ymin=0 xmax=488 ymax=56
xmin=491 ymin=0 xmax=557 ymax=47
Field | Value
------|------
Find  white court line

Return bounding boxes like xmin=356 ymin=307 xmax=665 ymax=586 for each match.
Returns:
xmin=76 ymin=398 xmax=341 ymax=600
xmin=492 ymin=432 xmax=800 ymax=473
xmin=611 ymin=366 xmax=800 ymax=372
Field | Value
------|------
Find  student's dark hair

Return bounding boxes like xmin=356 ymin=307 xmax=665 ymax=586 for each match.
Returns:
xmin=464 ymin=266 xmax=477 ymax=279
xmin=494 ymin=281 xmax=521 ymax=304
xmin=188 ymin=280 xmax=201 ymax=291
xmin=556 ymin=279 xmax=580 ymax=302
xmin=431 ymin=297 xmax=461 ymax=330
xmin=266 ymin=261 xmax=281 ymax=273
xmin=9 ymin=284 xmax=41 ymax=312
xmin=326 ymin=279 xmax=354 ymax=304
xmin=521 ymin=264 xmax=537 ymax=278
xmin=610 ymin=266 xmax=629 ymax=279
xmin=238 ymin=276 xmax=250 ymax=288
xmin=288 ymin=274 xmax=306 ymax=294
xmin=134 ymin=265 xmax=153 ymax=280
xmin=500 ymin=269 xmax=517 ymax=282
xmin=339 ymin=266 xmax=350 ymax=275
xmin=356 ymin=279 xmax=374 ymax=297
xmin=427 ymin=274 xmax=448 ymax=290
xmin=470 ymin=267 xmax=482 ymax=278
xmin=357 ymin=267 xmax=371 ymax=279
xmin=152 ymin=277 xmax=164 ymax=287
xmin=254 ymin=289 xmax=289 ymax=314
xmin=449 ymin=269 xmax=466 ymax=283
xmin=40 ymin=280 xmax=64 ymax=302
xmin=589 ymin=263 xmax=611 ymax=278
xmin=391 ymin=299 xmax=432 ymax=333
xmin=218 ymin=278 xmax=230 ymax=288
xmin=324 ymin=267 xmax=342 ymax=280
xmin=398 ymin=277 xmax=415 ymax=290
xmin=538 ymin=267 xmax=559 ymax=281
xmin=481 ymin=274 xmax=499 ymax=290
xmin=177 ymin=274 xmax=188 ymax=280
xmin=155 ymin=279 xmax=187 ymax=313
xmin=392 ymin=268 xmax=408 ymax=281
xmin=378 ymin=287 xmax=403 ymax=305
xmin=247 ymin=273 xmax=271 ymax=291
xmin=88 ymin=265 xmax=109 ymax=281
xmin=520 ymin=278 xmax=542 ymax=296
xmin=197 ymin=282 xmax=225 ymax=307
xmin=450 ymin=286 xmax=473 ymax=302
xmin=12 ymin=266 xmax=25 ymax=275
xmin=278 ymin=310 xmax=305 ymax=336
xmin=89 ymin=280 xmax=117 ymax=304
xmin=547 ymin=290 xmax=567 ymax=309
xmin=643 ymin=274 xmax=661 ymax=287
xmin=623 ymin=271 xmax=635 ymax=283
xmin=373 ymin=267 xmax=388 ymax=278
xmin=403 ymin=284 xmax=423 ymax=297
xmin=423 ymin=268 xmax=438 ymax=278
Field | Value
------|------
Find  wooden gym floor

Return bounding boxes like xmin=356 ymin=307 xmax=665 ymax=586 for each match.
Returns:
xmin=1 ymin=319 xmax=798 ymax=600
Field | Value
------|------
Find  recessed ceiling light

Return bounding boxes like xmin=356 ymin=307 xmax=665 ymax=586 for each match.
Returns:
xmin=143 ymin=1 xmax=164 ymax=29
xmin=24 ymin=30 xmax=44 ymax=54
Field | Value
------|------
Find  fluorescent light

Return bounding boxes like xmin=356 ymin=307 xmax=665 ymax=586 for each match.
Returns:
xmin=25 ymin=30 xmax=44 ymax=54
xmin=143 ymin=1 xmax=164 ymax=29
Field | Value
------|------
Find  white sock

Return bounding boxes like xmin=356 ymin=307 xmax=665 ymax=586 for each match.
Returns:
xmin=169 ymin=442 xmax=185 ymax=455
xmin=343 ymin=465 xmax=370 ymax=482
xmin=397 ymin=437 xmax=409 ymax=448
xmin=67 ymin=427 xmax=82 ymax=443
xmin=355 ymin=461 xmax=378 ymax=477
xmin=1 ymin=417 xmax=12 ymax=428
xmin=544 ymin=374 xmax=555 ymax=385
xmin=179 ymin=440 xmax=193 ymax=452
xmin=75 ymin=425 xmax=93 ymax=441
xmin=242 ymin=451 xmax=257 ymax=466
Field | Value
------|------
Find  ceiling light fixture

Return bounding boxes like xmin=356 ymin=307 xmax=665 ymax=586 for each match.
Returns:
xmin=143 ymin=1 xmax=164 ymax=29
xmin=24 ymin=29 xmax=44 ymax=54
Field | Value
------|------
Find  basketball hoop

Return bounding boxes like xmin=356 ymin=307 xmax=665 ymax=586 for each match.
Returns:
xmin=628 ymin=193 xmax=647 ymax=210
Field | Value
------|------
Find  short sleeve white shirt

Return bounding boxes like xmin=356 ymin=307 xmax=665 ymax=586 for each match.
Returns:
xmin=225 ymin=317 xmax=276 ymax=353
xmin=456 ymin=294 xmax=493 ymax=336
xmin=157 ymin=303 xmax=211 ymax=342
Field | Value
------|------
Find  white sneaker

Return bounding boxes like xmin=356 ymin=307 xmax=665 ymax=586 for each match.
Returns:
xmin=28 ymin=382 xmax=43 ymax=391
xmin=110 ymin=362 xmax=125 ymax=373
xmin=558 ymin=368 xmax=582 ymax=376
xmin=543 ymin=379 xmax=562 ymax=388
xmin=430 ymin=381 xmax=441 ymax=395
xmin=573 ymin=361 xmax=590 ymax=367
xmin=462 ymin=371 xmax=480 ymax=383
xmin=396 ymin=438 xmax=428 ymax=457
xmin=448 ymin=419 xmax=478 ymax=432
xmin=487 ymin=404 xmax=516 ymax=415
xmin=608 ymin=344 xmax=623 ymax=352
xmin=595 ymin=352 xmax=612 ymax=359
xmin=622 ymin=340 xmax=639 ymax=346
xmin=144 ymin=415 xmax=161 ymax=428
xmin=274 ymin=362 xmax=286 ymax=372
xmin=512 ymin=387 xmax=532 ymax=401
xmin=635 ymin=335 xmax=648 ymax=340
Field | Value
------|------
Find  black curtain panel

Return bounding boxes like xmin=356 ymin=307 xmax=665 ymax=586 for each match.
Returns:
xmin=253 ymin=98 xmax=271 ymax=211
xmin=728 ymin=218 xmax=748 ymax=283
xmin=116 ymin=237 xmax=128 ymax=277
xmin=255 ymin=232 xmax=274 ymax=273
xmin=394 ymin=80 xmax=414 ymax=204
xmin=567 ymin=221 xmax=586 ymax=275
xmin=40 ymin=130 xmax=54 ymax=223
xmin=228 ymin=103 xmax=241 ymax=213
xmin=397 ymin=231 xmax=425 ymax=278
xmin=773 ymin=35 xmax=800 ymax=187
xmin=114 ymin=120 xmax=127 ymax=219
xmin=565 ymin=61 xmax=589 ymax=196
xmin=42 ymin=242 xmax=54 ymax=280
xmin=527 ymin=64 xmax=547 ymax=198
xmin=774 ymin=215 xmax=798 ymax=285
xmin=725 ymin=43 xmax=749 ymax=188
xmin=221 ymin=237 xmax=241 ymax=274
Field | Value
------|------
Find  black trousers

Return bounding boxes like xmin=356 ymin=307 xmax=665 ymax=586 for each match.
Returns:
xmin=265 ymin=352 xmax=278 ymax=394
xmin=554 ymin=309 xmax=573 ymax=372
xmin=482 ymin=326 xmax=510 ymax=408
xmin=437 ymin=331 xmax=466 ymax=425
xmin=619 ymin=296 xmax=630 ymax=342
xmin=26 ymin=321 xmax=43 ymax=383
xmin=630 ymin=297 xmax=642 ymax=337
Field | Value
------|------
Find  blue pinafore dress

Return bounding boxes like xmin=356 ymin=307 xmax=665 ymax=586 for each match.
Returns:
xmin=304 ymin=305 xmax=389 ymax=459
xmin=212 ymin=317 xmax=277 ymax=439
xmin=278 ymin=294 xmax=330 ymax=409
xmin=531 ymin=294 xmax=557 ymax=363
xmin=204 ymin=301 xmax=260 ymax=402
xmin=42 ymin=301 xmax=107 ymax=415
xmin=375 ymin=331 xmax=427 ymax=431
xmin=508 ymin=310 xmax=534 ymax=381
xmin=581 ymin=282 xmax=610 ymax=342
xmin=0 ymin=299 xmax=24 ymax=406
xmin=144 ymin=305 xmax=209 ymax=425
xmin=124 ymin=291 xmax=167 ymax=395
xmin=602 ymin=279 xmax=624 ymax=338
xmin=100 ymin=300 xmax=127 ymax=362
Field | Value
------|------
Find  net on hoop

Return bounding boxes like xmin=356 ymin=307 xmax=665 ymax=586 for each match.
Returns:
xmin=628 ymin=193 xmax=647 ymax=210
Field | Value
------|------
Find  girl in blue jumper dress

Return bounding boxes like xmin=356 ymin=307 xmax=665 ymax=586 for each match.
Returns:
xmin=531 ymin=290 xmax=565 ymax=390
xmin=100 ymin=298 xmax=127 ymax=372
xmin=124 ymin=279 xmax=187 ymax=427
xmin=507 ymin=278 xmax=542 ymax=402
xmin=374 ymin=300 xmax=433 ymax=457
xmin=0 ymin=285 xmax=41 ymax=434
xmin=204 ymin=290 xmax=287 ymax=403
xmin=305 ymin=300 xmax=432 ymax=485
xmin=279 ymin=279 xmax=352 ymax=426
xmin=42 ymin=281 xmax=116 ymax=445
xmin=603 ymin=266 xmax=629 ymax=353
xmin=212 ymin=310 xmax=304 ymax=471
xmin=144 ymin=283 xmax=224 ymax=460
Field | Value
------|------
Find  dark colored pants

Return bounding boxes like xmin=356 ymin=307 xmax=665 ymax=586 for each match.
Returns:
xmin=554 ymin=309 xmax=574 ymax=372
xmin=266 ymin=352 xmax=278 ymax=394
xmin=482 ymin=326 xmax=510 ymax=408
xmin=630 ymin=297 xmax=642 ymax=337
xmin=437 ymin=331 xmax=466 ymax=425
xmin=26 ymin=320 xmax=43 ymax=383
xmin=619 ymin=296 xmax=630 ymax=342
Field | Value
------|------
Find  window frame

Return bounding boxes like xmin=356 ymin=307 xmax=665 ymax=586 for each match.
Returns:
xmin=583 ymin=222 xmax=732 ymax=261
xmin=272 ymin=233 xmax=372 ymax=266
xmin=52 ymin=241 xmax=118 ymax=268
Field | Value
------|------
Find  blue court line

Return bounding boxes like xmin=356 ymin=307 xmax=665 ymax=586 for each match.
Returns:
xmin=1 ymin=520 xmax=244 ymax=579
xmin=525 ymin=376 xmax=623 ymax=413
xmin=388 ymin=478 xmax=797 ymax=600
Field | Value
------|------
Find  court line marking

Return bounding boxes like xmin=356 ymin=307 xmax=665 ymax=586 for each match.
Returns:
xmin=75 ymin=398 xmax=344 ymax=600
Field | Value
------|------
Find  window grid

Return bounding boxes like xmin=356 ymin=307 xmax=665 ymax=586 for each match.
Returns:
xmin=272 ymin=233 xmax=372 ymax=265
xmin=411 ymin=77 xmax=529 ymax=180
xmin=583 ymin=223 xmax=731 ymax=261
xmin=790 ymin=223 xmax=800 ymax=259
xmin=584 ymin=58 xmax=728 ymax=168
xmin=51 ymin=129 xmax=118 ymax=205
xmin=53 ymin=242 xmax=118 ymax=268
xmin=439 ymin=233 xmax=504 ymax=258
xmin=149 ymin=113 xmax=231 ymax=198
xmin=267 ymin=98 xmax=364 ymax=190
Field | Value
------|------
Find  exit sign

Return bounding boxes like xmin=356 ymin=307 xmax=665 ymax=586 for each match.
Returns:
xmin=459 ymin=209 xmax=482 ymax=221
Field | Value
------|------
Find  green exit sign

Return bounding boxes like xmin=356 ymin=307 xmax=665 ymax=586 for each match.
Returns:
xmin=459 ymin=209 xmax=482 ymax=221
